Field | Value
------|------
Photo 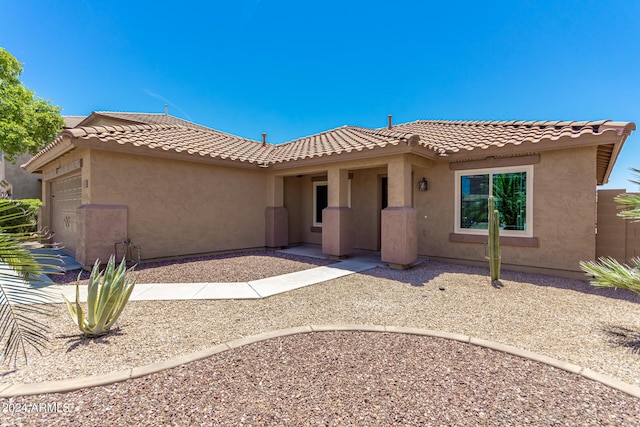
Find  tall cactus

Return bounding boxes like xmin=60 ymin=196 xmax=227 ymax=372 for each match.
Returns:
xmin=488 ymin=196 xmax=501 ymax=282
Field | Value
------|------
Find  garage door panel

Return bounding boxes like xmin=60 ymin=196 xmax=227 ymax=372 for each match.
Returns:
xmin=51 ymin=174 xmax=82 ymax=254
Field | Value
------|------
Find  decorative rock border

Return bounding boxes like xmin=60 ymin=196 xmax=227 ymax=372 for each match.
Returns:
xmin=1 ymin=325 xmax=639 ymax=399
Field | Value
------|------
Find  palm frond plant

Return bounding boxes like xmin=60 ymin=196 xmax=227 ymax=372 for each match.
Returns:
xmin=0 ymin=200 xmax=62 ymax=366
xmin=63 ymin=256 xmax=136 ymax=337
xmin=580 ymin=168 xmax=640 ymax=295
xmin=580 ymin=257 xmax=640 ymax=295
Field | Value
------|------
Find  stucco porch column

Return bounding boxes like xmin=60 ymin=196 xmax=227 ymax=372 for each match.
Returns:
xmin=265 ymin=174 xmax=288 ymax=248
xmin=322 ymin=168 xmax=354 ymax=258
xmin=382 ymin=155 xmax=417 ymax=269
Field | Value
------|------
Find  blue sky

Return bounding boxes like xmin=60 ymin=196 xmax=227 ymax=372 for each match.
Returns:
xmin=1 ymin=1 xmax=638 ymax=190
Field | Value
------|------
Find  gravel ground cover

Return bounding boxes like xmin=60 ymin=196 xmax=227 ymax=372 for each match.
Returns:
xmin=51 ymin=249 xmax=335 ymax=284
xmin=3 ymin=332 xmax=639 ymax=426
xmin=1 ymin=257 xmax=640 ymax=424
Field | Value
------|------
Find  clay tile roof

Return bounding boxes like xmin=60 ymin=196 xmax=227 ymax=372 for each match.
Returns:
xmin=23 ymin=122 xmax=271 ymax=170
xmin=24 ymin=114 xmax=635 ymax=181
xmin=385 ymin=119 xmax=634 ymax=155
xmin=269 ymin=126 xmax=419 ymax=163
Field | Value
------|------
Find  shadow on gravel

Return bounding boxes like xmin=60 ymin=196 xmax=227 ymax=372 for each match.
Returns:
xmin=501 ymin=269 xmax=640 ymax=304
xmin=62 ymin=328 xmax=125 ymax=353
xmin=602 ymin=325 xmax=640 ymax=354
xmin=360 ymin=262 xmax=443 ymax=287
xmin=360 ymin=260 xmax=640 ymax=304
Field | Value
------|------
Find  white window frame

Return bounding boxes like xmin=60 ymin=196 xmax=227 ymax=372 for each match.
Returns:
xmin=454 ymin=165 xmax=533 ymax=237
xmin=312 ymin=179 xmax=352 ymax=227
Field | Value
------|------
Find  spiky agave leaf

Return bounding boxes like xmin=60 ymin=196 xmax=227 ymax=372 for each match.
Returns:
xmin=86 ymin=259 xmax=102 ymax=329
xmin=99 ymin=262 xmax=136 ymax=333
xmin=580 ymin=257 xmax=640 ymax=296
xmin=65 ymin=256 xmax=136 ymax=337
xmin=0 ymin=201 xmax=63 ymax=366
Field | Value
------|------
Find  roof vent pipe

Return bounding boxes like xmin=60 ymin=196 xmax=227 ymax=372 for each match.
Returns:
xmin=262 ymin=133 xmax=267 ymax=147
xmin=164 ymin=104 xmax=168 ymax=116
xmin=388 ymin=115 xmax=392 ymax=130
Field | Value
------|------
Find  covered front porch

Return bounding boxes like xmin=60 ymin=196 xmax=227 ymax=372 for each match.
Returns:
xmin=265 ymin=154 xmax=429 ymax=269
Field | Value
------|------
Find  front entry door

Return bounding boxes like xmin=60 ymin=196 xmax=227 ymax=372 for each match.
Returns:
xmin=377 ymin=176 xmax=388 ymax=250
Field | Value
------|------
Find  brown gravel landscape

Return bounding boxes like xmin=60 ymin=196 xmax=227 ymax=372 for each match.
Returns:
xmin=51 ymin=249 xmax=335 ymax=284
xmin=2 ymin=254 xmax=640 ymax=425
xmin=3 ymin=332 xmax=639 ymax=426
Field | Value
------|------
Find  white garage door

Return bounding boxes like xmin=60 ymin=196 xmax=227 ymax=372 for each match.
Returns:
xmin=50 ymin=174 xmax=82 ymax=254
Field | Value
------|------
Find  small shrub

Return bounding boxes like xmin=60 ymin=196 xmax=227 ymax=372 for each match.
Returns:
xmin=0 ymin=199 xmax=41 ymax=233
xmin=63 ymin=256 xmax=136 ymax=337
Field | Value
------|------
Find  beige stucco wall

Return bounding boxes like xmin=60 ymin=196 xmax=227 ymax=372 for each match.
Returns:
xmin=351 ymin=167 xmax=386 ymax=250
xmin=285 ymin=175 xmax=322 ymax=246
xmin=596 ymin=189 xmax=640 ymax=262
xmin=414 ymin=146 xmax=598 ymax=274
xmin=4 ymin=153 xmax=42 ymax=199
xmin=283 ymin=176 xmax=303 ymax=244
xmin=87 ymin=149 xmax=266 ymax=259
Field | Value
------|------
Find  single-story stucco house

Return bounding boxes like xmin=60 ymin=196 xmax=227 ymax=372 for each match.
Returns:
xmin=22 ymin=111 xmax=635 ymax=277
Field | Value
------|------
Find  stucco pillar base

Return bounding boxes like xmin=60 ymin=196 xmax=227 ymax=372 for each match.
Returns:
xmin=381 ymin=207 xmax=417 ymax=269
xmin=322 ymin=207 xmax=354 ymax=257
xmin=77 ymin=205 xmax=128 ymax=268
xmin=265 ymin=206 xmax=288 ymax=248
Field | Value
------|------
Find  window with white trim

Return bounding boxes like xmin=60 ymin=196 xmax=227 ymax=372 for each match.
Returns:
xmin=455 ymin=165 xmax=533 ymax=237
xmin=312 ymin=179 xmax=352 ymax=227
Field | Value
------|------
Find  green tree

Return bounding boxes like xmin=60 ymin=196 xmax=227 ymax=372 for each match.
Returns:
xmin=0 ymin=48 xmax=64 ymax=161
xmin=580 ymin=168 xmax=640 ymax=295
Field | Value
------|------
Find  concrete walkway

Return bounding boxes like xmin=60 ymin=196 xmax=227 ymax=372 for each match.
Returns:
xmin=35 ymin=255 xmax=381 ymax=304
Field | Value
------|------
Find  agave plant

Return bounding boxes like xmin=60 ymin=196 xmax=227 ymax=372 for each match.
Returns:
xmin=0 ymin=200 xmax=62 ymax=366
xmin=63 ymin=256 xmax=136 ymax=337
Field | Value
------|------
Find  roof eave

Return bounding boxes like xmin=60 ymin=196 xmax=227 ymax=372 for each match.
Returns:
xmin=599 ymin=136 xmax=626 ymax=185
xmin=22 ymin=137 xmax=76 ymax=173
xmin=598 ymin=122 xmax=636 ymax=185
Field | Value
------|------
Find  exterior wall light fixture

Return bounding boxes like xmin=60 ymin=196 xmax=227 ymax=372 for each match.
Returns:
xmin=418 ymin=177 xmax=428 ymax=192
